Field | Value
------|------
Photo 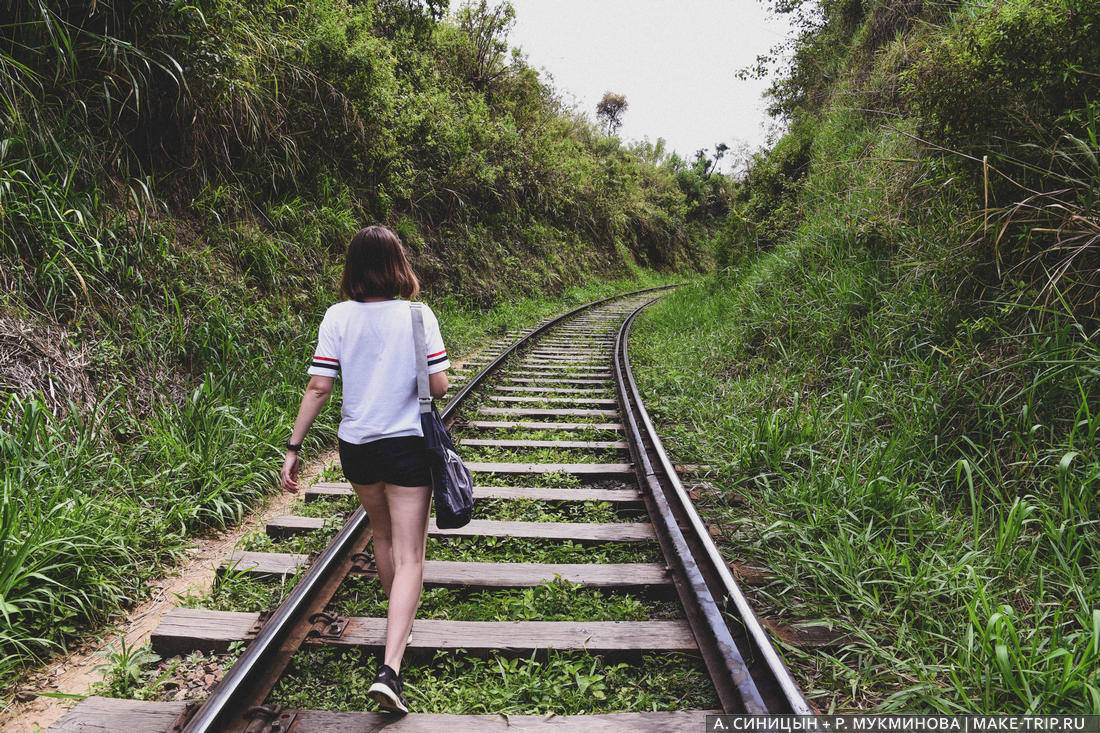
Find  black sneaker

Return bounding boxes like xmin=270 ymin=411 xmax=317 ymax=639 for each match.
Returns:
xmin=368 ymin=664 xmax=408 ymax=714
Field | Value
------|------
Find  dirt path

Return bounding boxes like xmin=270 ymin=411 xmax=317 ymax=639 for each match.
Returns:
xmin=0 ymin=448 xmax=339 ymax=733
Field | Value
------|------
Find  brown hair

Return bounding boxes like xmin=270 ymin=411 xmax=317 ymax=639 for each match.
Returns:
xmin=339 ymin=225 xmax=420 ymax=301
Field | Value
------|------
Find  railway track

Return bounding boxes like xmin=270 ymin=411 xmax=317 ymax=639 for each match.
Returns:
xmin=52 ymin=287 xmax=810 ymax=732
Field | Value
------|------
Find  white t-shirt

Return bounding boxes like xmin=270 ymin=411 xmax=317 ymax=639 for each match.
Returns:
xmin=307 ymin=299 xmax=449 ymax=444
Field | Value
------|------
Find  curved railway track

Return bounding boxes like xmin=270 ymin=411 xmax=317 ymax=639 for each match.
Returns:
xmin=52 ymin=287 xmax=809 ymax=732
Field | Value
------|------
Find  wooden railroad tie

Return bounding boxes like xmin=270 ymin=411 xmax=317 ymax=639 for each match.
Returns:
xmin=305 ymin=482 xmax=639 ymax=503
xmin=510 ymin=371 xmax=614 ymax=379
xmin=151 ymin=609 xmax=697 ymax=656
xmin=487 ymin=395 xmax=618 ymax=406
xmin=457 ymin=438 xmax=628 ymax=449
xmin=463 ymin=420 xmax=625 ymax=431
xmin=504 ymin=377 xmax=610 ymax=385
xmin=538 ymin=342 xmax=613 ymax=348
xmin=220 ymin=554 xmax=671 ymax=591
xmin=267 ymin=517 xmax=655 ymax=541
xmin=52 ymin=698 xmax=708 ymax=732
xmin=477 ymin=407 xmax=619 ymax=418
xmin=524 ymin=357 xmax=608 ymax=364
xmin=464 ymin=461 xmax=632 ymax=475
xmin=493 ymin=386 xmax=607 ymax=394
xmin=514 ymin=362 xmax=611 ymax=368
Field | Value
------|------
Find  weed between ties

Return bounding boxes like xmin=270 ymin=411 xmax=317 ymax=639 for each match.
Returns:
xmin=270 ymin=648 xmax=716 ymax=714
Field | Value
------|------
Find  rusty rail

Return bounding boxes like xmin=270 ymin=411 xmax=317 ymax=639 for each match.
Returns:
xmin=612 ymin=295 xmax=812 ymax=714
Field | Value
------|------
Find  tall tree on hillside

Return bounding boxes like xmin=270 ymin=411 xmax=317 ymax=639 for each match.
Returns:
xmin=456 ymin=0 xmax=516 ymax=92
xmin=596 ymin=92 xmax=628 ymax=135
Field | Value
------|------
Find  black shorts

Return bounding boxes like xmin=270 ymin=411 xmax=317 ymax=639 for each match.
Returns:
xmin=338 ymin=435 xmax=433 ymax=487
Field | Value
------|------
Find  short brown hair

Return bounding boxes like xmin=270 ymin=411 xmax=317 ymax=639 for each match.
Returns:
xmin=339 ymin=225 xmax=420 ymax=301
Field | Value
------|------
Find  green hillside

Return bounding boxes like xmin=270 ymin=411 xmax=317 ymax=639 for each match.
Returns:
xmin=0 ymin=0 xmax=724 ymax=687
xmin=632 ymin=0 xmax=1099 ymax=713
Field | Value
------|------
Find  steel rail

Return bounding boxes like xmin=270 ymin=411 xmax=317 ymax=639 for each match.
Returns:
xmin=180 ymin=284 xmax=681 ymax=733
xmin=439 ymin=283 xmax=679 ymax=423
xmin=614 ymin=296 xmax=812 ymax=715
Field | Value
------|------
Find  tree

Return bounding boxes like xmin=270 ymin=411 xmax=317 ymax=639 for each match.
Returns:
xmin=596 ymin=92 xmax=628 ymax=135
xmin=693 ymin=142 xmax=729 ymax=175
xmin=456 ymin=1 xmax=516 ymax=92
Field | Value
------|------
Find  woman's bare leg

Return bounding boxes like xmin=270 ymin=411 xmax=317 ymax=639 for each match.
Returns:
xmin=352 ymin=482 xmax=394 ymax=596
xmin=380 ymin=482 xmax=431 ymax=673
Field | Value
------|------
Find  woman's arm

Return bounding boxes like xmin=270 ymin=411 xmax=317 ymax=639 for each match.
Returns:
xmin=281 ymin=375 xmax=335 ymax=492
xmin=429 ymin=370 xmax=448 ymax=399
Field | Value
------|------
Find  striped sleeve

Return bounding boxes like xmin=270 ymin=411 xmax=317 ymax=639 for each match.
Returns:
xmin=307 ymin=311 xmax=340 ymax=378
xmin=424 ymin=306 xmax=450 ymax=374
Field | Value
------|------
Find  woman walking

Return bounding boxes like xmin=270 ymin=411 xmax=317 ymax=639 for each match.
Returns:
xmin=280 ymin=225 xmax=449 ymax=714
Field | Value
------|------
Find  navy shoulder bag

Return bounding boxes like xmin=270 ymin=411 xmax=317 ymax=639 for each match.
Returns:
xmin=411 ymin=303 xmax=474 ymax=529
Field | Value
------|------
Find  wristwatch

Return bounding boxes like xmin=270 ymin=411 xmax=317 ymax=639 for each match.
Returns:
xmin=285 ymin=440 xmax=302 ymax=453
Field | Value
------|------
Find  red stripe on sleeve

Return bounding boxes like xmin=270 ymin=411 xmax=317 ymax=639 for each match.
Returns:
xmin=313 ymin=356 xmax=339 ymax=363
xmin=427 ymin=350 xmax=446 ymax=358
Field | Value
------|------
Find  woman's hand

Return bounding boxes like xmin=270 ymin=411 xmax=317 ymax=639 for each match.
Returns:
xmin=281 ymin=375 xmax=334 ymax=494
xmin=281 ymin=451 xmax=300 ymax=493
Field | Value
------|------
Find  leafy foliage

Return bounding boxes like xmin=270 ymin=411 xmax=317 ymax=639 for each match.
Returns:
xmin=634 ymin=271 xmax=1099 ymax=713
xmin=596 ymin=92 xmax=628 ymax=135
xmin=91 ymin=640 xmax=162 ymax=699
xmin=732 ymin=0 xmax=1099 ymax=318
xmin=643 ymin=0 xmax=1100 ymax=712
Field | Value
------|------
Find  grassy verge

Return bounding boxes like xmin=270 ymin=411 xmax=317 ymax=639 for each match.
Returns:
xmin=0 ymin=273 xmax=679 ymax=692
xmin=630 ymin=274 xmax=1098 ymax=713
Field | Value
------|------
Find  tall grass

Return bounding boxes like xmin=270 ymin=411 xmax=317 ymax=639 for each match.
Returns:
xmin=985 ymin=117 xmax=1100 ymax=321
xmin=633 ymin=279 xmax=1098 ymax=713
xmin=630 ymin=96 xmax=1099 ymax=712
xmin=0 ymin=372 xmax=323 ymax=684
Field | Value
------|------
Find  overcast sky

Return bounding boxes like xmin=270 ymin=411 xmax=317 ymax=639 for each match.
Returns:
xmin=505 ymin=0 xmax=793 ymax=171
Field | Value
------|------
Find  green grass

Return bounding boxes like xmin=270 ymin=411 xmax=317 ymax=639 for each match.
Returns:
xmin=315 ymin=462 xmax=346 ymax=483
xmin=427 ymin=537 xmax=662 ymax=565
xmin=269 ymin=648 xmax=716 ymax=714
xmin=241 ymin=525 xmax=341 ymax=557
xmin=290 ymin=495 xmax=358 ymax=519
xmin=461 ymin=446 xmax=620 ymax=463
xmin=177 ymin=566 xmax=298 ymax=614
xmin=468 ymin=471 xmax=588 ymax=489
xmin=455 ymin=426 xmax=624 ymax=442
xmin=473 ymin=498 xmax=630 ymax=523
xmin=333 ymin=576 xmax=680 ymax=621
xmin=630 ymin=270 xmax=1099 ymax=713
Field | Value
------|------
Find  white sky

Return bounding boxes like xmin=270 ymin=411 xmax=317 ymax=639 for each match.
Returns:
xmin=504 ymin=0 xmax=793 ymax=171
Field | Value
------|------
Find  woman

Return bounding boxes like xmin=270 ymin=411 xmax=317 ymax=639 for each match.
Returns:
xmin=280 ymin=225 xmax=449 ymax=714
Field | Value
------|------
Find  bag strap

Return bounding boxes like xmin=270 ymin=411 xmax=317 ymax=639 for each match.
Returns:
xmin=410 ymin=303 xmax=432 ymax=415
